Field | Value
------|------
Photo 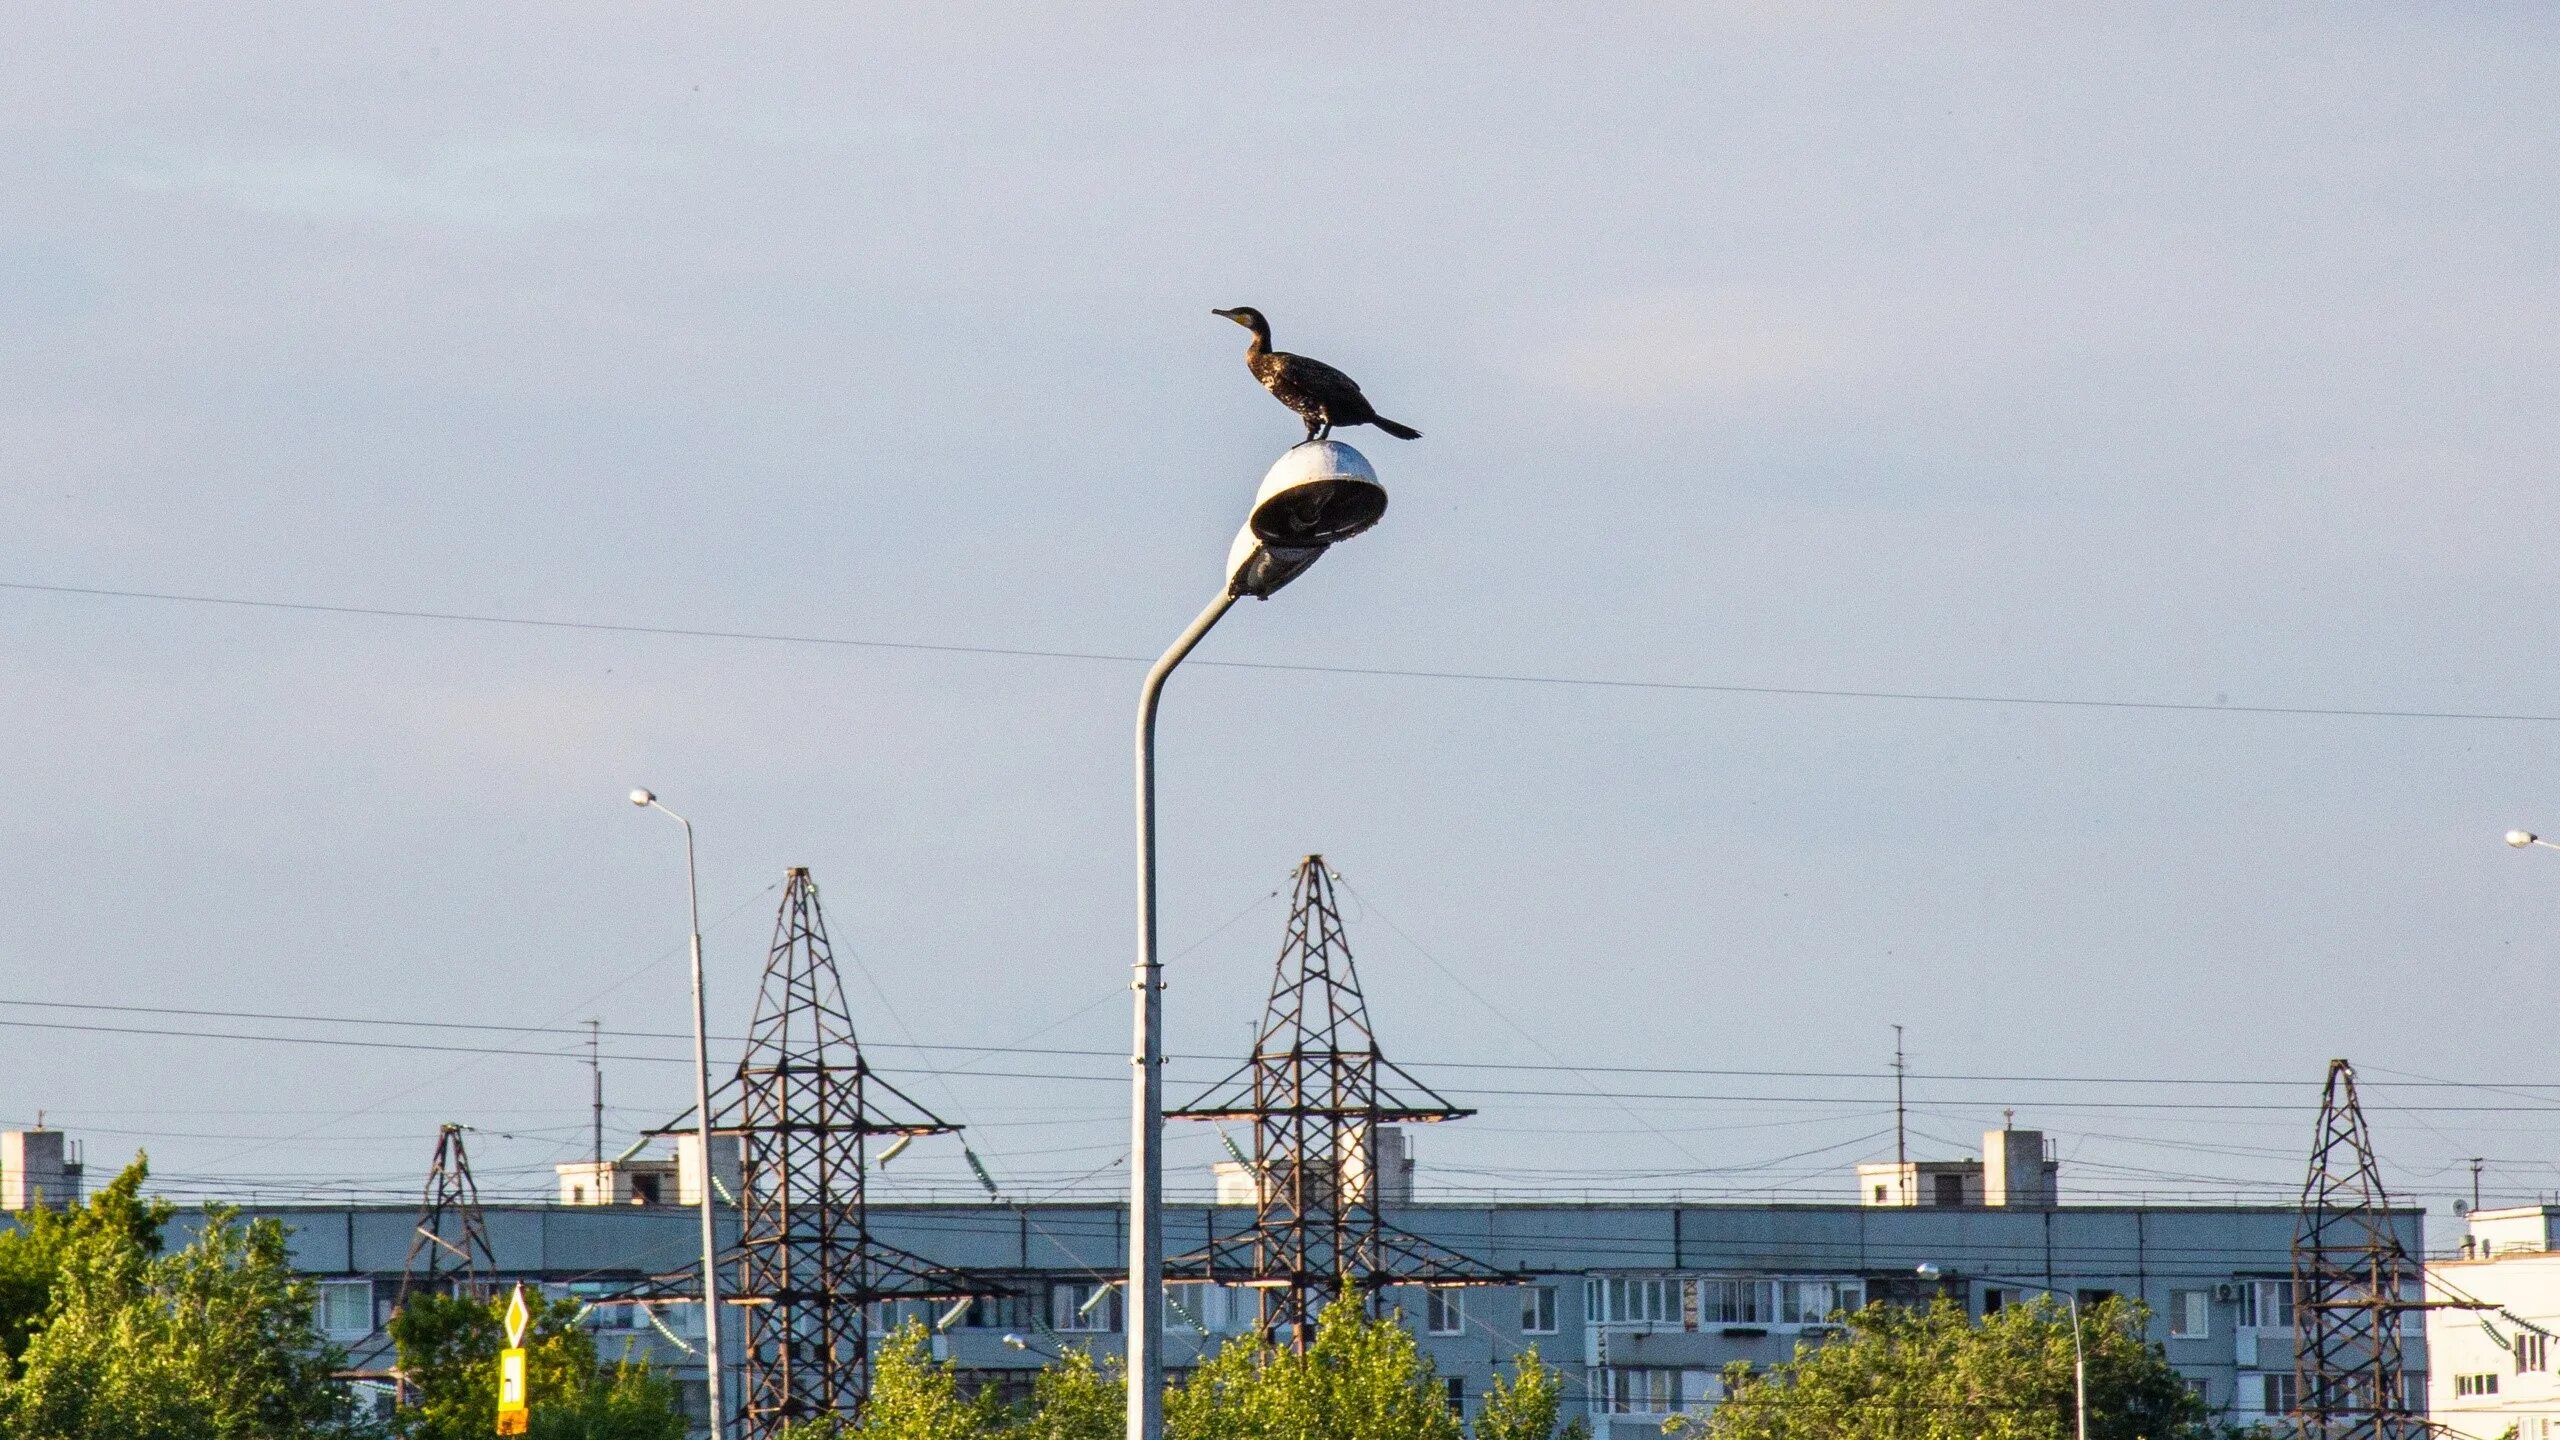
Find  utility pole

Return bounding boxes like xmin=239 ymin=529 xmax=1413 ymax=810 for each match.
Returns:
xmin=2472 ymin=1157 xmax=2485 ymax=1212
xmin=588 ymin=1020 xmax=604 ymax=1170
xmin=1892 ymin=1025 xmax=1907 ymax=1167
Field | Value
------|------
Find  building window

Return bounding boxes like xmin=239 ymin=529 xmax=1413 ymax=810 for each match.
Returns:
xmin=1051 ymin=1282 xmax=1122 ymax=1333
xmin=2262 ymin=1373 xmax=2299 ymax=1414
xmin=1779 ymin=1280 xmax=1861 ymax=1325
xmin=1594 ymin=1276 xmax=1676 ymax=1327
xmin=2523 ymin=1333 xmax=2551 ymax=1375
xmin=1586 ymin=1368 xmax=1711 ymax=1417
xmin=1933 ymin=1173 xmax=1967 ymax=1207
xmin=1700 ymin=1278 xmax=1773 ymax=1325
xmin=956 ymin=1292 xmax=1041 ymax=1331
xmin=2239 ymin=1280 xmax=2295 ymax=1329
xmin=1521 ymin=1285 xmax=1558 ymax=1335
xmin=1444 ymin=1377 xmax=1464 ymax=1414
xmin=315 ymin=1279 xmax=373 ymax=1339
xmin=1426 ymin=1288 xmax=1464 ymax=1335
xmin=2168 ymin=1289 xmax=2211 ymax=1340
xmin=2182 ymin=1377 xmax=2210 ymax=1405
xmin=1167 ymin=1284 xmax=1253 ymax=1335
xmin=1872 ymin=1184 xmax=1888 ymax=1202
xmin=2457 ymin=1373 xmax=2503 ymax=1398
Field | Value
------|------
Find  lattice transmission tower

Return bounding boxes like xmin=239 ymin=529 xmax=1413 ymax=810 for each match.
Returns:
xmin=400 ymin=1122 xmax=495 ymax=1303
xmin=2292 ymin=1058 xmax=2436 ymax=1440
xmin=1172 ymin=855 xmax=1510 ymax=1349
xmin=706 ymin=867 xmax=996 ymax=1438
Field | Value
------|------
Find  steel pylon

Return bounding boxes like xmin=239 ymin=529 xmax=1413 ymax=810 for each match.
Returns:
xmin=652 ymin=868 xmax=1000 ymax=1438
xmin=2291 ymin=1059 xmax=2437 ymax=1440
xmin=399 ymin=1122 xmax=495 ymax=1303
xmin=1171 ymin=855 xmax=1511 ymax=1349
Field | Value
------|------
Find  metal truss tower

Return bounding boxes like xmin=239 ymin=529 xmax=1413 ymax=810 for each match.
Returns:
xmin=709 ymin=867 xmax=995 ymax=1438
xmin=399 ymin=1122 xmax=495 ymax=1303
xmin=2292 ymin=1058 xmax=2434 ymax=1440
xmin=1172 ymin=855 xmax=1510 ymax=1349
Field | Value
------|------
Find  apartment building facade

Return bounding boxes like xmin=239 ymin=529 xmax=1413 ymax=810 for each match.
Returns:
xmin=190 ymin=1189 xmax=2401 ymax=1435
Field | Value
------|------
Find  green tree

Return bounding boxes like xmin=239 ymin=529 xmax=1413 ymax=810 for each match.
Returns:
xmin=391 ymin=1289 xmax=682 ymax=1440
xmin=1167 ymin=1297 xmax=1463 ymax=1440
xmin=0 ymin=1201 xmax=365 ymax=1440
xmin=1014 ymin=1348 xmax=1120 ymax=1440
xmin=0 ymin=1154 xmax=173 ymax=1373
xmin=1697 ymin=1297 xmax=2221 ymax=1440
xmin=1475 ymin=1346 xmax=1587 ymax=1440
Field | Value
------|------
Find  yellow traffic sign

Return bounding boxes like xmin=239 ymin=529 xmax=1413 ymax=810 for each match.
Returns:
xmin=503 ymin=1283 xmax=531 ymax=1348
xmin=496 ymin=1347 xmax=528 ymax=1435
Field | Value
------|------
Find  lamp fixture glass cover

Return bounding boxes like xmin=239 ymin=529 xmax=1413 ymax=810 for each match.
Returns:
xmin=1226 ymin=525 xmax=1325 ymax=600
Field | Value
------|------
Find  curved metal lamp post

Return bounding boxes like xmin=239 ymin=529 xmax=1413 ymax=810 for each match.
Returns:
xmin=1129 ymin=441 xmax=1387 ymax=1440
xmin=630 ymin=789 xmax=727 ymax=1440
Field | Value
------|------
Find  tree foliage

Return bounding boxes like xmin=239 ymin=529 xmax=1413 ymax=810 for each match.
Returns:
xmin=389 ymin=1289 xmax=683 ymax=1440
xmin=0 ymin=1154 xmax=174 ymax=1374
xmin=1695 ymin=1297 xmax=2224 ymax=1440
xmin=1475 ymin=1346 xmax=1586 ymax=1440
xmin=0 ymin=1177 xmax=364 ymax=1440
xmin=1166 ymin=1298 xmax=1464 ymax=1440
xmin=806 ymin=1301 xmax=1580 ymax=1440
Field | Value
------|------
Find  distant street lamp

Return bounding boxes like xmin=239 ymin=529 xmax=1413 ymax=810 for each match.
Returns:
xmin=1129 ymin=441 xmax=1388 ymax=1440
xmin=630 ymin=789 xmax=727 ymax=1440
xmin=2508 ymin=829 xmax=2560 ymax=853
xmin=1915 ymin=1263 xmax=2086 ymax=1440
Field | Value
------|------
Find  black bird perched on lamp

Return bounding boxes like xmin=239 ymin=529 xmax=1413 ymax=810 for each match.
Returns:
xmin=1213 ymin=307 xmax=1421 ymax=442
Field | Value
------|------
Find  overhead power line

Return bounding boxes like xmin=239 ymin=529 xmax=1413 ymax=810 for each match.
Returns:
xmin=14 ymin=996 xmax=2560 ymax=1095
xmin=19 ymin=1012 xmax=2560 ymax=1113
xmin=8 ymin=578 xmax=2559 ymax=724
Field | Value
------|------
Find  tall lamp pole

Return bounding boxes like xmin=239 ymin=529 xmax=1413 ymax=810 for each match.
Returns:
xmin=1916 ymin=1264 xmax=2084 ymax=1440
xmin=1129 ymin=441 xmax=1390 ymax=1440
xmin=631 ymin=789 xmax=727 ymax=1440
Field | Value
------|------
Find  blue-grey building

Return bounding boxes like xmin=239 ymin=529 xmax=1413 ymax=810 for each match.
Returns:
xmin=198 ymin=1140 xmax=2416 ymax=1437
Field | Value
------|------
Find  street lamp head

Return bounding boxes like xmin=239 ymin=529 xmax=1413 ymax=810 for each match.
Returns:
xmin=629 ymin=789 xmax=656 ymax=808
xmin=2509 ymin=829 xmax=2539 ymax=849
xmin=1914 ymin=1263 xmax=1943 ymax=1282
xmin=1226 ymin=524 xmax=1327 ymax=600
xmin=1248 ymin=440 xmax=1387 ymax=548
xmin=1002 ymin=1333 xmax=1029 ymax=1351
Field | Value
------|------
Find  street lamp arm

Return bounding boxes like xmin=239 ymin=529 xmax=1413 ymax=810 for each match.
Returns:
xmin=1139 ymin=594 xmax=1239 ymax=751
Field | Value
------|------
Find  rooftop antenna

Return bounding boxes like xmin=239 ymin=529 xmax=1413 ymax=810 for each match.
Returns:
xmin=588 ymin=1020 xmax=604 ymax=1171
xmin=1892 ymin=1025 xmax=1907 ymax=1167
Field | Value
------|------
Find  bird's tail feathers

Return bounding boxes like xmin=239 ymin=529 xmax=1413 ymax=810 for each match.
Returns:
xmin=1372 ymin=417 xmax=1422 ymax=440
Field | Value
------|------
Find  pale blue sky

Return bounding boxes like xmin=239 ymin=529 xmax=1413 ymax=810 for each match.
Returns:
xmin=6 ymin=5 xmax=2560 ymax=1220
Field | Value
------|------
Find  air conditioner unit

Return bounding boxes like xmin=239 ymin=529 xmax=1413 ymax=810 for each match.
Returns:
xmin=2215 ymin=1284 xmax=2238 ymax=1303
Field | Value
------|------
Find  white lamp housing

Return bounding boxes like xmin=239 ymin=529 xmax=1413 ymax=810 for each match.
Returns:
xmin=1247 ymin=440 xmax=1387 ymax=548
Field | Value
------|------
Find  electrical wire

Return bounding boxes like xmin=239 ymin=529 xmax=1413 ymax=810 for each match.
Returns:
xmin=10 ymin=577 xmax=2560 ymax=725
